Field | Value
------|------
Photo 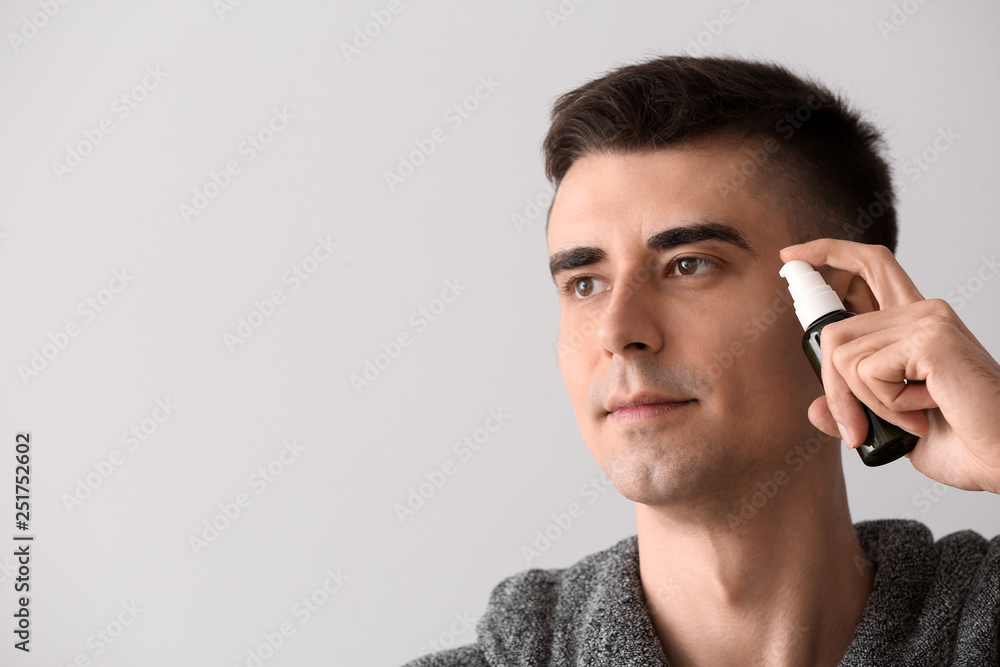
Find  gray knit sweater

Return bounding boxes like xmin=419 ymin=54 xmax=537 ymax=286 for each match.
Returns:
xmin=401 ymin=520 xmax=1000 ymax=666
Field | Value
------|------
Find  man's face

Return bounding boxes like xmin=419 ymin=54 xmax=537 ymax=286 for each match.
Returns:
xmin=547 ymin=139 xmax=824 ymax=508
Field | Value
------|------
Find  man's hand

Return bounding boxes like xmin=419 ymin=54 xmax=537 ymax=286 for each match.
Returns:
xmin=779 ymin=239 xmax=1000 ymax=494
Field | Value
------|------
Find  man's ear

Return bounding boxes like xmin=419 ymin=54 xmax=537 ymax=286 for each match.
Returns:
xmin=824 ymin=269 xmax=879 ymax=314
xmin=819 ymin=266 xmax=880 ymax=315
xmin=844 ymin=274 xmax=879 ymax=314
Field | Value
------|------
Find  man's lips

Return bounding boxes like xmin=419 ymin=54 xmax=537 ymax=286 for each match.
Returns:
xmin=605 ymin=393 xmax=696 ymax=424
xmin=608 ymin=400 xmax=695 ymax=423
xmin=606 ymin=392 xmax=693 ymax=413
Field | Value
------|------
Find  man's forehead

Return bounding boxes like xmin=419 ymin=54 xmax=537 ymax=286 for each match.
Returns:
xmin=545 ymin=147 xmax=786 ymax=257
xmin=546 ymin=198 xmax=768 ymax=262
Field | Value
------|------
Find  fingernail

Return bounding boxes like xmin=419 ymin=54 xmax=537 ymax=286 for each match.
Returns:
xmin=837 ymin=422 xmax=854 ymax=449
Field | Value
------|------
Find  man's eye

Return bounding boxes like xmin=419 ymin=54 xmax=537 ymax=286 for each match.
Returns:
xmin=668 ymin=256 xmax=717 ymax=277
xmin=561 ymin=276 xmax=607 ymax=299
xmin=559 ymin=257 xmax=717 ymax=300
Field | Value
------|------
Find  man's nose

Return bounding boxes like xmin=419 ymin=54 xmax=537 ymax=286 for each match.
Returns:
xmin=595 ymin=280 xmax=664 ymax=356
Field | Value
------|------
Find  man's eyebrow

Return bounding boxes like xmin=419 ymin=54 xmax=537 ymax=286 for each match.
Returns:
xmin=548 ymin=221 xmax=758 ymax=282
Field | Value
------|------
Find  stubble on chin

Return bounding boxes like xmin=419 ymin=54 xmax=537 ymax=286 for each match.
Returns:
xmin=600 ymin=427 xmax=752 ymax=510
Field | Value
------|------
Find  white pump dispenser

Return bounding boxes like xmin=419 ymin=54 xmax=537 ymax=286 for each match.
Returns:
xmin=778 ymin=259 xmax=845 ymax=330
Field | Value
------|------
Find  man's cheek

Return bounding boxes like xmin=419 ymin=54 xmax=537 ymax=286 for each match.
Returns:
xmin=555 ymin=338 xmax=591 ymax=408
xmin=557 ymin=315 xmax=597 ymax=358
xmin=704 ymin=295 xmax=791 ymax=362
xmin=701 ymin=316 xmax=755 ymax=381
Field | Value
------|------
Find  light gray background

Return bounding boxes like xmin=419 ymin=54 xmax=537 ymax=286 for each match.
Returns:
xmin=1 ymin=0 xmax=998 ymax=665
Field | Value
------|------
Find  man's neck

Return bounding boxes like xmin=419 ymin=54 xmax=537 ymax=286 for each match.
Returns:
xmin=636 ymin=452 xmax=875 ymax=667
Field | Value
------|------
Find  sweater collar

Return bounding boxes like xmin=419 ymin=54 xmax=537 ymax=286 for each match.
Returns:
xmin=478 ymin=534 xmax=670 ymax=666
xmin=478 ymin=520 xmax=940 ymax=667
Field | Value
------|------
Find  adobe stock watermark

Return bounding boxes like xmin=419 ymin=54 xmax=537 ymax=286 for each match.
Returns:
xmin=899 ymin=126 xmax=959 ymax=189
xmin=844 ymin=188 xmax=893 ymax=242
xmin=17 ymin=268 xmax=135 ymax=386
xmin=214 ymin=0 xmax=250 ymax=20
xmin=510 ymin=182 xmax=555 ymax=234
xmin=725 ymin=433 xmax=828 ymax=527
xmin=641 ymin=568 xmax=682 ymax=620
xmin=643 ymin=567 xmax=808 ymax=648
xmin=54 ymin=601 xmax=143 ymax=666
xmin=416 ymin=610 xmax=477 ymax=657
xmin=223 ymin=235 xmax=340 ymax=352
xmin=520 ymin=471 xmax=615 ymax=565
xmin=393 ymin=407 xmax=511 ymax=524
xmin=898 ymin=480 xmax=949 ymax=521
xmin=945 ymin=253 xmax=999 ymax=311
xmin=340 ymin=0 xmax=414 ymax=62
xmin=188 ymin=439 xmax=306 ymax=555
xmin=706 ymin=287 xmax=794 ymax=380
xmin=350 ymin=278 xmax=467 ymax=395
xmin=682 ymin=0 xmax=753 ymax=57
xmin=233 ymin=567 xmax=349 ymax=667
xmin=544 ymin=0 xmax=592 ymax=30
xmin=7 ymin=0 xmax=72 ymax=53
xmin=179 ymin=106 xmax=295 ymax=223
xmin=383 ymin=76 xmax=501 ymax=192
xmin=51 ymin=65 xmax=168 ymax=182
xmin=556 ymin=251 xmax=676 ymax=359
xmin=877 ymin=0 xmax=933 ymax=40
xmin=0 ymin=555 xmax=17 ymax=588
xmin=717 ymin=90 xmax=832 ymax=200
xmin=845 ymin=126 xmax=959 ymax=241
xmin=555 ymin=251 xmax=795 ymax=368
xmin=853 ymin=518 xmax=935 ymax=577
xmin=61 ymin=398 xmax=179 ymax=514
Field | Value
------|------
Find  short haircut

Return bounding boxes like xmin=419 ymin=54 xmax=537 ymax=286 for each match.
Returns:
xmin=542 ymin=55 xmax=898 ymax=252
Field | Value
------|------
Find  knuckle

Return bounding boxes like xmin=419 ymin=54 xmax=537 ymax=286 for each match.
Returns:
xmin=860 ymin=245 xmax=893 ymax=282
xmin=819 ymin=320 xmax=848 ymax=347
xmin=879 ymin=386 xmax=905 ymax=410
xmin=830 ymin=343 xmax=852 ymax=369
xmin=922 ymin=297 xmax=955 ymax=319
xmin=827 ymin=389 xmax=858 ymax=419
xmin=909 ymin=315 xmax=962 ymax=357
xmin=870 ymin=244 xmax=894 ymax=263
xmin=915 ymin=314 xmax=955 ymax=341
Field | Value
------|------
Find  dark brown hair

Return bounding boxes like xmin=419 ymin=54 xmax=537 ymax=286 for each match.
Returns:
xmin=542 ymin=55 xmax=897 ymax=251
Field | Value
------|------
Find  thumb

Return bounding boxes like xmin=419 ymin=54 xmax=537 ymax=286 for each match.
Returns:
xmin=808 ymin=395 xmax=843 ymax=442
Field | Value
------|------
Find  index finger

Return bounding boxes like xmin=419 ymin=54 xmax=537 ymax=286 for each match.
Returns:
xmin=779 ymin=238 xmax=924 ymax=310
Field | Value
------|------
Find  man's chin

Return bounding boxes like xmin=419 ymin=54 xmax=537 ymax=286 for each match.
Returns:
xmin=594 ymin=437 xmax=743 ymax=508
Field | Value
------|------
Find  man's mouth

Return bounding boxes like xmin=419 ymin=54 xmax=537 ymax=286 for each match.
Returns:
xmin=606 ymin=392 xmax=696 ymax=424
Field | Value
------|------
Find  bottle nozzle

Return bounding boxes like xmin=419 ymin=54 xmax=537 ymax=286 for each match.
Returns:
xmin=779 ymin=260 xmax=846 ymax=330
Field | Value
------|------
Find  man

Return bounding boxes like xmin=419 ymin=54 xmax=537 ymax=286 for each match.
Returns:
xmin=403 ymin=55 xmax=1000 ymax=666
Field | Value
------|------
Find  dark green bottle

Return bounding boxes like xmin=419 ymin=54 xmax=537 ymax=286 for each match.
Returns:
xmin=780 ymin=260 xmax=919 ymax=467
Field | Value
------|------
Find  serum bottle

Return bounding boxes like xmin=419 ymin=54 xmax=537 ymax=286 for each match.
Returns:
xmin=779 ymin=259 xmax=919 ymax=467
